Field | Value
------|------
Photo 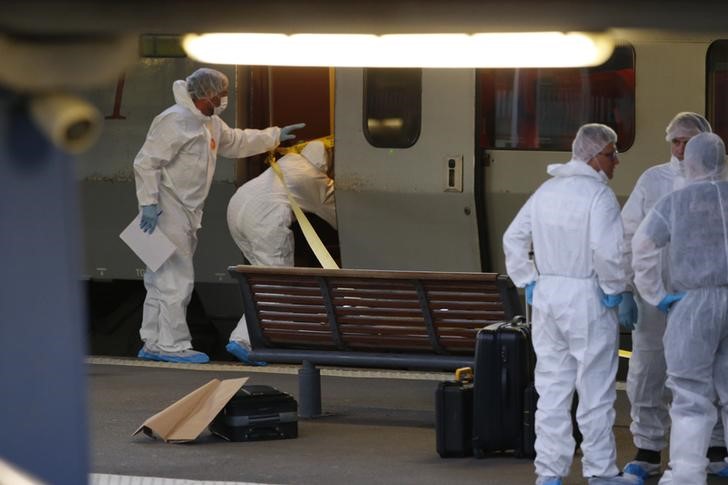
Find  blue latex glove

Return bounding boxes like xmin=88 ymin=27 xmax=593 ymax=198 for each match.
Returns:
xmin=618 ymin=291 xmax=639 ymax=330
xmin=657 ymin=292 xmax=686 ymax=313
xmin=140 ymin=204 xmax=160 ymax=234
xmin=525 ymin=281 xmax=536 ymax=305
xmin=601 ymin=290 xmax=623 ymax=309
xmin=280 ymin=123 xmax=306 ymax=142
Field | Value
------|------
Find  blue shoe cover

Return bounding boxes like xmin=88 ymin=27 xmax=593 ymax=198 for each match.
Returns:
xmin=155 ymin=348 xmax=210 ymax=364
xmin=226 ymin=341 xmax=267 ymax=366
xmin=137 ymin=344 xmax=160 ymax=361
xmin=624 ymin=461 xmax=660 ymax=479
xmin=589 ymin=473 xmax=643 ymax=485
xmin=536 ymin=477 xmax=562 ymax=485
xmin=138 ymin=344 xmax=209 ymax=363
xmin=708 ymin=460 xmax=728 ymax=476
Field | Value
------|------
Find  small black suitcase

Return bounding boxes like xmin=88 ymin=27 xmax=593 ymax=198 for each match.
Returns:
xmin=472 ymin=315 xmax=534 ymax=458
xmin=210 ymin=384 xmax=298 ymax=441
xmin=435 ymin=367 xmax=474 ymax=458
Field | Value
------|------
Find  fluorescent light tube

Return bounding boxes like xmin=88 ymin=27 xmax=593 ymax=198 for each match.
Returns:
xmin=182 ymin=32 xmax=614 ymax=68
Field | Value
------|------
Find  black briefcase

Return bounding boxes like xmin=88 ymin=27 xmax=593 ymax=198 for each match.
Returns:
xmin=435 ymin=367 xmax=474 ymax=458
xmin=210 ymin=385 xmax=298 ymax=441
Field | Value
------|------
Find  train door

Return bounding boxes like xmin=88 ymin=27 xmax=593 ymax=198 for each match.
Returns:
xmin=242 ymin=66 xmax=339 ymax=266
xmin=335 ymin=68 xmax=484 ymax=271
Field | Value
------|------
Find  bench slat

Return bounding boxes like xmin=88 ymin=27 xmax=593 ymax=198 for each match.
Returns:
xmin=252 ymin=294 xmax=326 ymax=304
xmin=249 ymin=279 xmax=320 ymax=289
xmin=335 ymin=300 xmax=422 ymax=309
xmin=428 ymin=300 xmax=503 ymax=311
xmin=423 ymin=281 xmax=500 ymax=291
xmin=260 ymin=332 xmax=338 ymax=346
xmin=250 ymin=286 xmax=322 ymax=297
xmin=328 ymin=279 xmax=417 ymax=288
xmin=431 ymin=309 xmax=506 ymax=318
xmin=337 ymin=315 xmax=426 ymax=325
xmin=259 ymin=320 xmax=329 ymax=330
xmin=427 ymin=292 xmax=502 ymax=305
xmin=256 ymin=302 xmax=326 ymax=312
xmin=339 ymin=327 xmax=429 ymax=337
xmin=437 ymin=328 xmax=485 ymax=336
xmin=258 ymin=311 xmax=327 ymax=322
xmin=331 ymin=286 xmax=417 ymax=298
xmin=336 ymin=306 xmax=425 ymax=316
xmin=435 ymin=317 xmax=506 ymax=326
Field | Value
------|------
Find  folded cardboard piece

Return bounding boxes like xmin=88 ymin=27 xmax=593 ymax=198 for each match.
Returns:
xmin=133 ymin=377 xmax=248 ymax=443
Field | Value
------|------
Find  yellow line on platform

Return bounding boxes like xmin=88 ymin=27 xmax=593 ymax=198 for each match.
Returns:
xmin=86 ymin=356 xmax=453 ymax=381
xmin=87 ymin=356 xmax=627 ymax=390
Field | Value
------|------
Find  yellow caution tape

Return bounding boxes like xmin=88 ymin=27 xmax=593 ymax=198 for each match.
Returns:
xmin=268 ymin=151 xmax=339 ymax=269
xmin=275 ymin=135 xmax=335 ymax=156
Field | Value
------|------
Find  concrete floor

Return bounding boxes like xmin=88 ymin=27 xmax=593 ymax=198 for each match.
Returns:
xmin=87 ymin=359 xmax=721 ymax=485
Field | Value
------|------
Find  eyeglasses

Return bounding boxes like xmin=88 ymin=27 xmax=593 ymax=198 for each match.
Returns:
xmin=598 ymin=149 xmax=619 ymax=161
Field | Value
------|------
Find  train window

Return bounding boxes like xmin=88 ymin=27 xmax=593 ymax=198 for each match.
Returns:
xmin=707 ymin=40 xmax=728 ymax=149
xmin=477 ymin=45 xmax=635 ymax=152
xmin=139 ymin=34 xmax=186 ymax=58
xmin=363 ymin=68 xmax=422 ymax=148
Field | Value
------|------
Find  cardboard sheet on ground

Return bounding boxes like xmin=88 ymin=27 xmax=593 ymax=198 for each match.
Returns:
xmin=119 ymin=214 xmax=176 ymax=272
xmin=133 ymin=377 xmax=248 ymax=443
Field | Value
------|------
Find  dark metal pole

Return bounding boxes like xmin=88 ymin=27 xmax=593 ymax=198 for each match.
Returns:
xmin=298 ymin=360 xmax=322 ymax=418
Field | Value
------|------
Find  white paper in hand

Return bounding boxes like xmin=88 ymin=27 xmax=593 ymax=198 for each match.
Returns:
xmin=119 ymin=214 xmax=176 ymax=272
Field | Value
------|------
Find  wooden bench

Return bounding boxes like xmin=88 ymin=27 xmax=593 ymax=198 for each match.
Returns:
xmin=227 ymin=265 xmax=522 ymax=417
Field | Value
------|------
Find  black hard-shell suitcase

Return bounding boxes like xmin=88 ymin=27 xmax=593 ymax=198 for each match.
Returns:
xmin=472 ymin=316 xmax=534 ymax=458
xmin=435 ymin=367 xmax=474 ymax=458
xmin=209 ymin=384 xmax=298 ymax=441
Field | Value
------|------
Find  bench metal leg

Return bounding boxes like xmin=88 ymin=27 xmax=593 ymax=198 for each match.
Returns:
xmin=298 ymin=360 xmax=322 ymax=418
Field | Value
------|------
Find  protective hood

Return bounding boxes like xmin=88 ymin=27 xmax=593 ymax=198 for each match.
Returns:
xmin=172 ymin=80 xmax=207 ymax=119
xmin=300 ymin=140 xmax=328 ymax=173
xmin=546 ymin=160 xmax=607 ymax=183
xmin=664 ymin=111 xmax=712 ymax=142
xmin=684 ymin=132 xmax=727 ymax=183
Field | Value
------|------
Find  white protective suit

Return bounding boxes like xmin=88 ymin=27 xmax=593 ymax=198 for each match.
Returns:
xmin=504 ymin=157 xmax=628 ymax=479
xmin=633 ymin=132 xmax=728 ymax=485
xmin=227 ymin=140 xmax=336 ymax=344
xmin=133 ymin=80 xmax=281 ymax=352
xmin=621 ymin=156 xmax=685 ymax=452
xmin=623 ymin=158 xmax=725 ymax=455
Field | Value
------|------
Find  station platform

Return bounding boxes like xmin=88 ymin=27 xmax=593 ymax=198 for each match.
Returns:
xmin=85 ymin=357 xmax=716 ymax=485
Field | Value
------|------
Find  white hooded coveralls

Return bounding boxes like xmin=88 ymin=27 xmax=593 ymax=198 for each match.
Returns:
xmin=633 ymin=148 xmax=728 ymax=483
xmin=226 ymin=141 xmax=336 ymax=344
xmin=621 ymin=157 xmax=684 ymax=452
xmin=503 ymin=160 xmax=627 ymax=479
xmin=133 ymin=80 xmax=280 ymax=352
xmin=622 ymin=158 xmax=724 ymax=453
